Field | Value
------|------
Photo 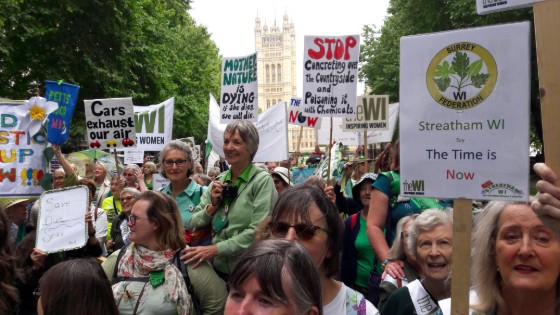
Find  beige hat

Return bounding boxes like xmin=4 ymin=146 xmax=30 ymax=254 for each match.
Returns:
xmin=3 ymin=199 xmax=31 ymax=211
xmin=272 ymin=167 xmax=293 ymax=186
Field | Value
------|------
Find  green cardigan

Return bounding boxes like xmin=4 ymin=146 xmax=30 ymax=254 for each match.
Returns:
xmin=188 ymin=165 xmax=277 ymax=275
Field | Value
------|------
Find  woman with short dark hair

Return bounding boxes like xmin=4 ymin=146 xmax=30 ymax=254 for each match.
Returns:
xmin=226 ymin=239 xmax=322 ymax=315
xmin=37 ymin=258 xmax=118 ymax=315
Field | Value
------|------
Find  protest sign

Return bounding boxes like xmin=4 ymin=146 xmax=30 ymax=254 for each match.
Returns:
xmin=84 ymin=98 xmax=136 ymax=150
xmin=36 ymin=186 xmax=88 ymax=253
xmin=313 ymin=142 xmax=342 ymax=181
xmin=124 ymin=149 xmax=144 ymax=164
xmin=302 ymin=35 xmax=360 ymax=117
xmin=476 ymin=0 xmax=545 ymax=14
xmin=400 ymin=22 xmax=530 ymax=201
xmin=152 ymin=173 xmax=170 ymax=190
xmin=208 ymin=94 xmax=288 ymax=162
xmin=134 ymin=98 xmax=174 ymax=151
xmin=288 ymin=97 xmax=322 ymax=128
xmin=343 ymin=95 xmax=389 ymax=131
xmin=0 ymin=101 xmax=47 ymax=197
xmin=316 ymin=103 xmax=399 ymax=145
xmin=220 ymin=53 xmax=258 ymax=123
xmin=45 ymin=80 xmax=80 ymax=144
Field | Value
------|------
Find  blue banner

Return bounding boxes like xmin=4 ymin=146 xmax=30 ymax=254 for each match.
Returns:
xmin=45 ymin=80 xmax=80 ymax=144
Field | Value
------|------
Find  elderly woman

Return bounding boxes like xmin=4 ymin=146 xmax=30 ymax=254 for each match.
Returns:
xmin=123 ymin=164 xmax=148 ymax=191
xmin=340 ymin=173 xmax=380 ymax=299
xmin=225 ymin=239 xmax=322 ymax=315
xmin=377 ymin=214 xmax=421 ymax=312
xmin=78 ymin=178 xmax=109 ymax=255
xmin=92 ymin=161 xmax=111 ymax=207
xmin=37 ymin=259 xmax=119 ymax=315
xmin=107 ymin=187 xmax=141 ymax=252
xmin=367 ymin=140 xmax=442 ymax=281
xmin=141 ymin=161 xmax=157 ymax=190
xmin=381 ymin=209 xmax=453 ymax=315
xmin=466 ymin=200 xmax=560 ymax=315
xmin=102 ymin=191 xmax=227 ymax=315
xmin=183 ymin=121 xmax=277 ymax=280
xmin=158 ymin=140 xmax=207 ymax=246
xmin=101 ymin=176 xmax=126 ymax=240
xmin=260 ymin=185 xmax=378 ymax=315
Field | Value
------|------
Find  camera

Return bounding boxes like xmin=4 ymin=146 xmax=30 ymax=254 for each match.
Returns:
xmin=222 ymin=186 xmax=238 ymax=199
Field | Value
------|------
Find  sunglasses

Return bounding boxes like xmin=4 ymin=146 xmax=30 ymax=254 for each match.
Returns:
xmin=269 ymin=221 xmax=330 ymax=241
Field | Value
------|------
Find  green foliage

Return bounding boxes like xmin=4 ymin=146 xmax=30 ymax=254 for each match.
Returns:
xmin=0 ymin=0 xmax=220 ymax=145
xmin=433 ymin=52 xmax=488 ymax=92
xmin=359 ymin=0 xmax=542 ymax=148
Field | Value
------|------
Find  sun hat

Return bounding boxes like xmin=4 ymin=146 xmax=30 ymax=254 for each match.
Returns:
xmin=272 ymin=167 xmax=293 ymax=186
xmin=3 ymin=199 xmax=31 ymax=211
xmin=351 ymin=173 xmax=378 ymax=202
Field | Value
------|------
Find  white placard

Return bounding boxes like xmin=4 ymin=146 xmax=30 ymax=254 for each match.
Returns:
xmin=220 ymin=53 xmax=258 ymax=123
xmin=153 ymin=173 xmax=170 ymax=190
xmin=36 ymin=186 xmax=89 ymax=253
xmin=476 ymin=0 xmax=545 ymax=14
xmin=84 ymin=97 xmax=136 ymax=149
xmin=400 ymin=22 xmax=530 ymax=201
xmin=302 ymin=35 xmax=360 ymax=117
xmin=124 ymin=149 xmax=144 ymax=164
xmin=134 ymin=97 xmax=174 ymax=151
xmin=288 ymin=97 xmax=322 ymax=128
xmin=343 ymin=95 xmax=389 ymax=131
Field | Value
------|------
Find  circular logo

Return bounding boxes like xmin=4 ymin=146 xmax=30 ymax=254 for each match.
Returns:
xmin=426 ymin=42 xmax=497 ymax=110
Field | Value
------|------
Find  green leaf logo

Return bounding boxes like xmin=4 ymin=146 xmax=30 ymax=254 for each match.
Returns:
xmin=433 ymin=51 xmax=489 ymax=93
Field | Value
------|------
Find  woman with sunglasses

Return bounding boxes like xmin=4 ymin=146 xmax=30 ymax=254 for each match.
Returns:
xmin=102 ymin=191 xmax=227 ymax=315
xmin=258 ymin=185 xmax=379 ymax=315
xmin=183 ymin=121 xmax=277 ymax=281
xmin=158 ymin=140 xmax=208 ymax=246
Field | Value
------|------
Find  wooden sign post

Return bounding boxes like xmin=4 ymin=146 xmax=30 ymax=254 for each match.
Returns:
xmin=534 ymin=0 xmax=560 ymax=179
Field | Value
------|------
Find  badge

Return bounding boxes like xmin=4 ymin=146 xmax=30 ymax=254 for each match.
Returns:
xmin=224 ymin=205 xmax=229 ymax=214
xmin=188 ymin=205 xmax=194 ymax=212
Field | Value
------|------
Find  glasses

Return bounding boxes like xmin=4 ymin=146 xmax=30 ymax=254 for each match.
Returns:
xmin=120 ymin=196 xmax=134 ymax=203
xmin=123 ymin=173 xmax=135 ymax=177
xmin=269 ymin=221 xmax=330 ymax=241
xmin=128 ymin=214 xmax=150 ymax=225
xmin=163 ymin=159 xmax=188 ymax=167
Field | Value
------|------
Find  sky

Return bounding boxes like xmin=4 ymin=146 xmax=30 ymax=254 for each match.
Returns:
xmin=189 ymin=0 xmax=391 ymax=95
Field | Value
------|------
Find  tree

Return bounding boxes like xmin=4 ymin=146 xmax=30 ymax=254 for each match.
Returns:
xmin=0 ymin=0 xmax=221 ymax=146
xmin=359 ymin=0 xmax=542 ymax=150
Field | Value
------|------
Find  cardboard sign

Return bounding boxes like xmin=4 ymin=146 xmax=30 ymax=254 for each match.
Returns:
xmin=36 ymin=186 xmax=89 ymax=253
xmin=288 ymin=97 xmax=322 ymax=128
xmin=302 ymin=35 xmax=360 ymax=117
xmin=343 ymin=95 xmax=389 ymax=131
xmin=45 ymin=80 xmax=80 ymax=145
xmin=476 ymin=0 xmax=545 ymax=14
xmin=0 ymin=101 xmax=47 ymax=197
xmin=153 ymin=173 xmax=170 ymax=191
xmin=220 ymin=53 xmax=258 ymax=123
xmin=134 ymin=98 xmax=174 ymax=151
xmin=84 ymin=98 xmax=136 ymax=150
xmin=316 ymin=103 xmax=399 ymax=145
xmin=400 ymin=22 xmax=531 ymax=201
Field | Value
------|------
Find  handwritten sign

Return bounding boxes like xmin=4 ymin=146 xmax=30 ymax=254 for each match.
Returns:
xmin=124 ymin=149 xmax=144 ymax=164
xmin=302 ymin=35 xmax=360 ymax=117
xmin=343 ymin=95 xmax=389 ymax=131
xmin=84 ymin=97 xmax=136 ymax=150
xmin=288 ymin=97 xmax=322 ymax=128
xmin=220 ymin=53 xmax=258 ymax=123
xmin=36 ymin=186 xmax=89 ymax=253
xmin=0 ymin=101 xmax=47 ymax=197
xmin=400 ymin=22 xmax=530 ymax=200
xmin=153 ymin=173 xmax=170 ymax=190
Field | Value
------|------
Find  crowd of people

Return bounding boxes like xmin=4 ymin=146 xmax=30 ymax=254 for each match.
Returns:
xmin=1 ymin=119 xmax=560 ymax=315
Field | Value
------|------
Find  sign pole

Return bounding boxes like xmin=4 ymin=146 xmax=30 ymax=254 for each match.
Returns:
xmin=327 ymin=117 xmax=333 ymax=184
xmin=296 ymin=126 xmax=304 ymax=152
xmin=363 ymin=130 xmax=368 ymax=172
xmin=534 ymin=0 xmax=560 ymax=180
xmin=450 ymin=198 xmax=472 ymax=315
xmin=113 ymin=148 xmax=120 ymax=178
